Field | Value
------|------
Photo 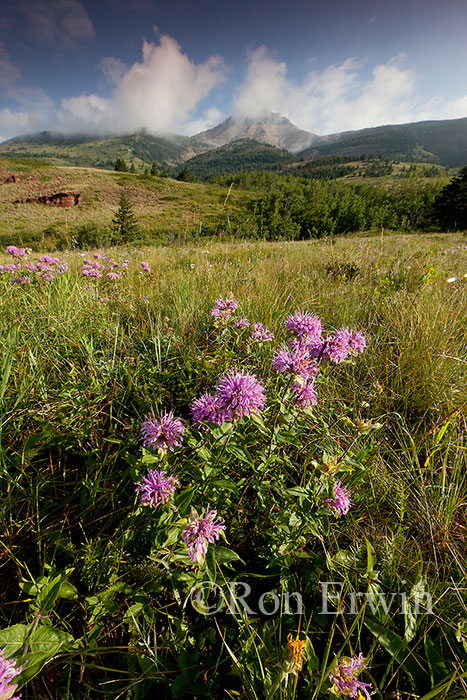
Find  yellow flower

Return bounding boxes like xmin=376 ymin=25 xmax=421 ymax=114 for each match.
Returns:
xmin=286 ymin=633 xmax=306 ymax=674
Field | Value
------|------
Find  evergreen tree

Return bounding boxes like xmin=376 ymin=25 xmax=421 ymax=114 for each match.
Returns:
xmin=176 ymin=166 xmax=193 ymax=182
xmin=111 ymin=192 xmax=139 ymax=244
xmin=432 ymin=166 xmax=467 ymax=230
xmin=114 ymin=157 xmax=128 ymax=172
xmin=150 ymin=161 xmax=158 ymax=176
xmin=129 ymin=163 xmax=136 ymax=173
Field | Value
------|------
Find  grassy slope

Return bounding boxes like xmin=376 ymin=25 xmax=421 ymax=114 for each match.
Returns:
xmin=0 ymin=158 xmax=254 ymax=246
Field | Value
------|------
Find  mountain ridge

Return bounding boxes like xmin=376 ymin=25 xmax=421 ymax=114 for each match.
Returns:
xmin=192 ymin=112 xmax=319 ymax=153
xmin=2 ymin=113 xmax=467 ymax=171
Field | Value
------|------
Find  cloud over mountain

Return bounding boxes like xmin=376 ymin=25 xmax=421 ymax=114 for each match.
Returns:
xmin=233 ymin=48 xmax=423 ymax=134
xmin=56 ymin=29 xmax=226 ymax=135
xmin=1 ymin=25 xmax=467 ymax=142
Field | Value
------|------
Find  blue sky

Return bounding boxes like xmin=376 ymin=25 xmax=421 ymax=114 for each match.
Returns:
xmin=1 ymin=0 xmax=467 ymax=141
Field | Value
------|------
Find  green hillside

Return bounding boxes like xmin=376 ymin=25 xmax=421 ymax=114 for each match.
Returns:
xmin=183 ymin=138 xmax=293 ymax=180
xmin=0 ymin=158 xmax=253 ymax=248
xmin=301 ymin=117 xmax=467 ymax=166
xmin=0 ymin=131 xmax=211 ymax=171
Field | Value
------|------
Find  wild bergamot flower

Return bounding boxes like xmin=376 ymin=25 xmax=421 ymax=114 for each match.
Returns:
xmin=183 ymin=507 xmax=226 ymax=564
xmin=135 ymin=469 xmax=179 ymax=507
xmin=326 ymin=480 xmax=354 ymax=516
xmin=328 ymin=653 xmax=373 ymax=698
xmin=140 ymin=410 xmax=185 ymax=452
xmin=215 ymin=369 xmax=266 ymax=421
xmin=0 ymin=648 xmax=23 ymax=700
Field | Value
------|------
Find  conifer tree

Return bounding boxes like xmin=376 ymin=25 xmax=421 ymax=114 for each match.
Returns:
xmin=150 ymin=161 xmax=158 ymax=176
xmin=111 ymin=192 xmax=139 ymax=244
xmin=432 ymin=166 xmax=467 ymax=230
xmin=114 ymin=157 xmax=128 ymax=172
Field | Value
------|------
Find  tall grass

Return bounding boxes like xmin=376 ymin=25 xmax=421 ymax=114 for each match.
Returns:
xmin=0 ymin=233 xmax=466 ymax=698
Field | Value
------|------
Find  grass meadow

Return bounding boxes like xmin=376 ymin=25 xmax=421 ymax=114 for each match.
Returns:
xmin=0 ymin=232 xmax=466 ymax=699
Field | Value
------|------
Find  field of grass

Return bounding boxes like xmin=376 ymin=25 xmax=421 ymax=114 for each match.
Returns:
xmin=0 ymin=158 xmax=253 ymax=247
xmin=0 ymin=233 xmax=466 ymax=699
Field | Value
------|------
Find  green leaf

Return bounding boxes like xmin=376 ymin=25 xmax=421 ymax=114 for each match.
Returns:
xmin=57 ymin=581 xmax=78 ymax=600
xmin=286 ymin=487 xmax=309 ymax=498
xmin=276 ymin=431 xmax=302 ymax=448
xmin=305 ymin=637 xmax=319 ymax=672
xmin=210 ymin=478 xmax=239 ymax=492
xmin=19 ymin=626 xmax=77 ymax=685
xmin=226 ymin=444 xmax=253 ymax=465
xmin=174 ymin=488 xmax=194 ymax=515
xmin=214 ymin=546 xmax=244 ymax=565
xmin=364 ymin=618 xmax=423 ymax=689
xmin=0 ymin=624 xmax=29 ymax=656
xmin=36 ymin=576 xmax=63 ymax=613
xmin=424 ymin=635 xmax=448 ymax=687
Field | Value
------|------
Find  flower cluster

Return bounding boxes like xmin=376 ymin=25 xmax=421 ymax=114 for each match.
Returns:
xmin=283 ymin=633 xmax=306 ymax=676
xmin=271 ymin=311 xmax=368 ymax=409
xmin=1 ymin=251 xmax=68 ymax=284
xmin=183 ymin=507 xmax=226 ymax=564
xmin=140 ymin=410 xmax=186 ymax=453
xmin=191 ymin=369 xmax=266 ymax=426
xmin=328 ymin=653 xmax=372 ymax=699
xmin=141 ymin=261 xmax=151 ymax=273
xmin=5 ymin=245 xmax=28 ymax=258
xmin=326 ymin=480 xmax=354 ymax=516
xmin=82 ymin=254 xmax=127 ymax=280
xmin=0 ymin=648 xmax=23 ymax=700
xmin=251 ymin=322 xmax=274 ymax=343
xmin=135 ymin=469 xmax=179 ymax=507
xmin=285 ymin=311 xmax=322 ymax=343
xmin=211 ymin=296 xmax=239 ymax=322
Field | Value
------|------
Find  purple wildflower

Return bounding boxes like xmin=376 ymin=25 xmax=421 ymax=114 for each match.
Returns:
xmin=184 ymin=506 xmax=226 ymax=564
xmin=12 ymin=277 xmax=31 ymax=285
xmin=191 ymin=392 xmax=229 ymax=427
xmin=135 ymin=469 xmax=179 ymax=507
xmin=322 ymin=329 xmax=351 ymax=363
xmin=328 ymin=653 xmax=372 ymax=699
xmin=40 ymin=272 xmax=55 ymax=282
xmin=326 ymin=480 xmax=354 ymax=516
xmin=140 ymin=410 xmax=186 ymax=452
xmin=251 ymin=322 xmax=274 ymax=342
xmin=234 ymin=316 xmax=250 ymax=328
xmin=349 ymin=331 xmax=367 ymax=355
xmin=285 ymin=312 xmax=322 ymax=343
xmin=211 ymin=296 xmax=239 ymax=321
xmin=292 ymin=377 xmax=317 ymax=408
xmin=0 ymin=648 xmax=23 ymax=700
xmin=215 ymin=369 xmax=266 ymax=420
xmin=107 ymin=271 xmax=121 ymax=280
xmin=141 ymin=261 xmax=151 ymax=273
xmin=272 ymin=341 xmax=316 ymax=378
xmin=5 ymin=245 xmax=27 ymax=258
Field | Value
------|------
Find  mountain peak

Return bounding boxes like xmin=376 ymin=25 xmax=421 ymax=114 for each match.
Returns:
xmin=193 ymin=112 xmax=318 ymax=153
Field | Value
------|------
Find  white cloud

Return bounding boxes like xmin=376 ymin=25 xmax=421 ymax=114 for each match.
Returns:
xmin=233 ymin=48 xmax=459 ymax=135
xmin=98 ymin=56 xmax=128 ymax=84
xmin=0 ymin=107 xmax=44 ymax=137
xmin=54 ymin=30 xmax=225 ymax=135
xmin=186 ymin=107 xmax=226 ymax=135
xmin=233 ymin=46 xmax=289 ymax=119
